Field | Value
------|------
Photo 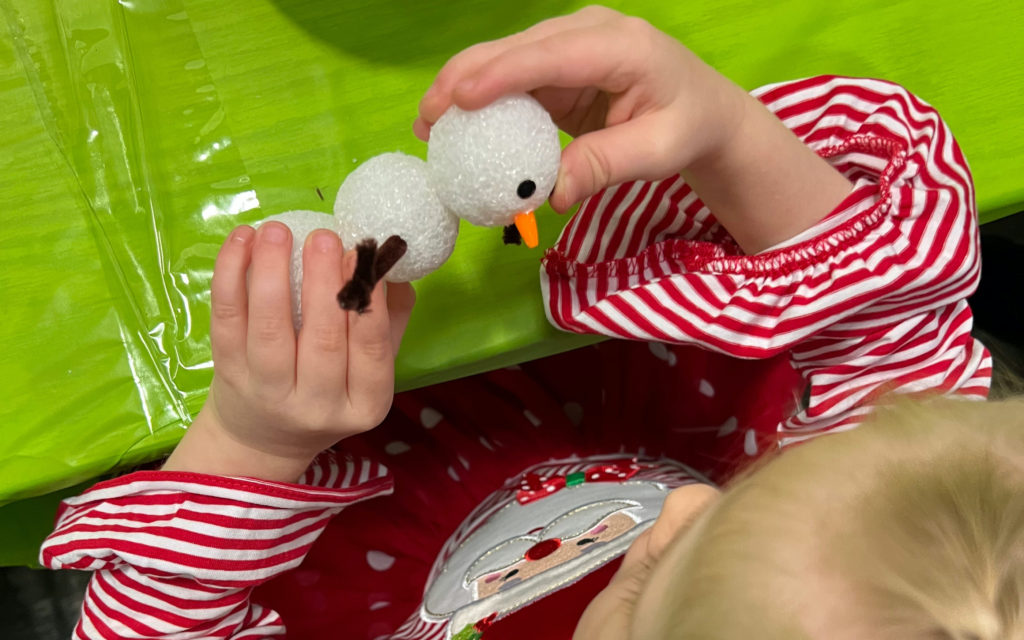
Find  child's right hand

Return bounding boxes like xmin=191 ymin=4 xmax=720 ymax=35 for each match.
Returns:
xmin=414 ymin=6 xmax=748 ymax=214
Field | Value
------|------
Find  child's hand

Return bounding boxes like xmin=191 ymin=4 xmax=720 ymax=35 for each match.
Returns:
xmin=414 ymin=6 xmax=746 ymax=214
xmin=415 ymin=6 xmax=851 ymax=253
xmin=164 ymin=222 xmax=416 ymax=482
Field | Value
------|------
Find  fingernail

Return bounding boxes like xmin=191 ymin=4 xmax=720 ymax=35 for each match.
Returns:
xmin=262 ymin=223 xmax=288 ymax=245
xmin=312 ymin=230 xmax=338 ymax=253
xmin=231 ymin=225 xmax=254 ymax=243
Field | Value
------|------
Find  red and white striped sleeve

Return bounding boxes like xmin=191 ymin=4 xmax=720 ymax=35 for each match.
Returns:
xmin=541 ymin=75 xmax=991 ymax=444
xmin=40 ymin=451 xmax=391 ymax=639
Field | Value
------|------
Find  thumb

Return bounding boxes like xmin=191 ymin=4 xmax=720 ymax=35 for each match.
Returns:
xmin=551 ymin=117 xmax=674 ymax=213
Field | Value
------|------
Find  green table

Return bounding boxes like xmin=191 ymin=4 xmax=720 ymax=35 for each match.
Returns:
xmin=2 ymin=0 xmax=1022 ymax=565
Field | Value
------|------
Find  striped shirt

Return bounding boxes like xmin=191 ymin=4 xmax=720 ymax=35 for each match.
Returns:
xmin=41 ymin=76 xmax=991 ymax=638
xmin=542 ymin=75 xmax=990 ymax=444
xmin=42 ymin=453 xmax=390 ymax=638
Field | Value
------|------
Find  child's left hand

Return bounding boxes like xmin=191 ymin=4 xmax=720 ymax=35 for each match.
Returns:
xmin=164 ymin=222 xmax=416 ymax=482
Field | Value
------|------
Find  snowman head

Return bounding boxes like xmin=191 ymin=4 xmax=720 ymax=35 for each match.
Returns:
xmin=427 ymin=94 xmax=561 ymax=241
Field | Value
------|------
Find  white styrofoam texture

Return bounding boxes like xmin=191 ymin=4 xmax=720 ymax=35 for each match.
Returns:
xmin=260 ymin=210 xmax=337 ymax=329
xmin=334 ymin=152 xmax=459 ymax=282
xmin=427 ymin=93 xmax=560 ymax=227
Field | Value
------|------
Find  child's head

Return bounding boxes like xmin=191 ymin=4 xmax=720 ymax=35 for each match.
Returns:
xmin=577 ymin=397 xmax=1024 ymax=639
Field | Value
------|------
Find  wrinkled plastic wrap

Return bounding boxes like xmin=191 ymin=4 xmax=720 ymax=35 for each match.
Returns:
xmin=1 ymin=0 xmax=1023 ymax=564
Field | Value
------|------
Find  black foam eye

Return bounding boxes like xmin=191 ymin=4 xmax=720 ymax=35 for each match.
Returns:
xmin=517 ymin=180 xmax=536 ymax=199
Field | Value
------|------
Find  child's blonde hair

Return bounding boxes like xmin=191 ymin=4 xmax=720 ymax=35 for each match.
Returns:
xmin=651 ymin=397 xmax=1024 ymax=639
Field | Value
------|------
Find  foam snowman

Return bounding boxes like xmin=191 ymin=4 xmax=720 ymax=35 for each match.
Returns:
xmin=265 ymin=94 xmax=561 ymax=320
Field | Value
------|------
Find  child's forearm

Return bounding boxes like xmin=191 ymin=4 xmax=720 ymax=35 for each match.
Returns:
xmin=683 ymin=89 xmax=853 ymax=254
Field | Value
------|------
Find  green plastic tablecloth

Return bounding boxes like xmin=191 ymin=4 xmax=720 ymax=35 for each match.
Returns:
xmin=1 ymin=0 xmax=1022 ymax=564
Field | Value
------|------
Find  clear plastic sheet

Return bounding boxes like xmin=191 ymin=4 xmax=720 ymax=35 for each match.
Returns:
xmin=1 ymin=0 xmax=1022 ymax=563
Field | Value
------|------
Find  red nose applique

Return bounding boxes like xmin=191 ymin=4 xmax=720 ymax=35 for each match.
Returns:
xmin=524 ymin=538 xmax=561 ymax=561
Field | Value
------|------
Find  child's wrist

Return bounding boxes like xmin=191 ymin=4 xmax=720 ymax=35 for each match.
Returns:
xmin=684 ymin=73 xmax=752 ymax=174
xmin=163 ymin=408 xmax=317 ymax=483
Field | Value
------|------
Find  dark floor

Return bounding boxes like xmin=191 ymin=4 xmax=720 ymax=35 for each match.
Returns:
xmin=1 ymin=567 xmax=90 ymax=639
xmin=1 ymin=213 xmax=1022 ymax=640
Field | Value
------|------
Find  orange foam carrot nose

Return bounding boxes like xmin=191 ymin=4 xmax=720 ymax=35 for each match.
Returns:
xmin=514 ymin=211 xmax=539 ymax=249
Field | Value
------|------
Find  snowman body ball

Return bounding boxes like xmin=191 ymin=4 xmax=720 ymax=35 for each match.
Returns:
xmin=334 ymin=152 xmax=455 ymax=284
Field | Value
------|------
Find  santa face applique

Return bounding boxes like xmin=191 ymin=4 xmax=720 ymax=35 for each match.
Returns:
xmin=418 ymin=456 xmax=705 ymax=638
xmin=470 ymin=504 xmax=641 ymax=599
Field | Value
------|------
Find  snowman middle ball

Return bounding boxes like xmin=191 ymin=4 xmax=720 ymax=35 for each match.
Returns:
xmin=334 ymin=152 xmax=459 ymax=283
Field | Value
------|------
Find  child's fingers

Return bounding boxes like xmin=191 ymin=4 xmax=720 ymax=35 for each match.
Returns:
xmin=418 ymin=41 xmax=504 ymax=129
xmin=551 ymin=115 xmax=672 ymax=212
xmin=296 ymin=230 xmax=348 ymax=397
xmin=346 ymin=274 xmax=396 ymax=423
xmin=385 ymin=282 xmax=416 ymax=355
xmin=246 ymin=222 xmax=297 ymax=391
xmin=417 ymin=7 xmax=613 ymax=130
xmin=210 ymin=226 xmax=255 ymax=377
xmin=450 ymin=26 xmax=636 ymax=112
